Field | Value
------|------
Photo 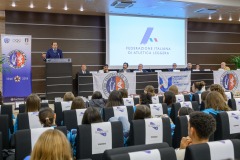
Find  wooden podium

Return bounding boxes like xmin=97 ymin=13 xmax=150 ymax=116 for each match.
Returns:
xmin=45 ymin=58 xmax=72 ymax=102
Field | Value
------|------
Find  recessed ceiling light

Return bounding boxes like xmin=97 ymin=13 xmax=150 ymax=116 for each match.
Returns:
xmin=29 ymin=3 xmax=34 ymax=9
xmin=208 ymin=15 xmax=212 ymax=20
xmin=229 ymin=15 xmax=232 ymax=21
xmin=11 ymin=2 xmax=16 ymax=7
xmin=80 ymin=6 xmax=84 ymax=12
xmin=238 ymin=17 xmax=240 ymax=22
xmin=64 ymin=6 xmax=68 ymax=11
xmin=219 ymin=15 xmax=222 ymax=20
xmin=47 ymin=4 xmax=52 ymax=10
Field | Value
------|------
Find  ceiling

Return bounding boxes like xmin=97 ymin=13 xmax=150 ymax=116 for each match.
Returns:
xmin=0 ymin=0 xmax=240 ymax=23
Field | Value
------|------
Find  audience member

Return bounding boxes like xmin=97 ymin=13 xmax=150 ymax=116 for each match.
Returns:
xmin=175 ymin=112 xmax=216 ymax=160
xmin=192 ymin=81 xmax=205 ymax=94
xmin=29 ymin=130 xmax=72 ymax=160
xmin=88 ymin=91 xmax=106 ymax=108
xmin=119 ymin=88 xmax=128 ymax=98
xmin=210 ymin=84 xmax=228 ymax=101
xmin=164 ymin=91 xmax=176 ymax=116
xmin=169 ymin=85 xmax=179 ymax=95
xmin=178 ymin=107 xmax=194 ymax=116
xmin=39 ymin=108 xmax=56 ymax=127
xmin=119 ymin=62 xmax=130 ymax=73
xmin=82 ymin=107 xmax=103 ymax=124
xmin=106 ymin=90 xmax=124 ymax=107
xmin=134 ymin=105 xmax=151 ymax=120
xmin=139 ymin=92 xmax=152 ymax=106
xmin=219 ymin=62 xmax=230 ymax=71
xmin=71 ymin=96 xmax=85 ymax=110
xmin=63 ymin=92 xmax=75 ymax=101
xmin=79 ymin=64 xmax=90 ymax=74
xmin=200 ymin=91 xmax=210 ymax=110
xmin=144 ymin=85 xmax=156 ymax=96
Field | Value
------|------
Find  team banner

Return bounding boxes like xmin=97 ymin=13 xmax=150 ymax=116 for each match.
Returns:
xmin=93 ymin=72 xmax=136 ymax=98
xmin=213 ymin=70 xmax=240 ymax=91
xmin=1 ymin=34 xmax=32 ymax=101
xmin=158 ymin=71 xmax=191 ymax=93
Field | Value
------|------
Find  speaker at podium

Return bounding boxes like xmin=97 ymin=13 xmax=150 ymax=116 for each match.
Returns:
xmin=45 ymin=58 xmax=72 ymax=102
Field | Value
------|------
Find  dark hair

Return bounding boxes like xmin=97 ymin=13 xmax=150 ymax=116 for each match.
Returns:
xmin=51 ymin=41 xmax=57 ymax=45
xmin=82 ymin=107 xmax=103 ymax=124
xmin=71 ymin=97 xmax=85 ymax=110
xmin=104 ymin=64 xmax=108 ymax=67
xmin=134 ymin=105 xmax=151 ymax=120
xmin=210 ymin=84 xmax=227 ymax=101
xmin=168 ymin=85 xmax=178 ymax=95
xmin=189 ymin=111 xmax=216 ymax=139
xmin=164 ymin=91 xmax=176 ymax=106
xmin=118 ymin=88 xmax=128 ymax=98
xmin=123 ymin=62 xmax=128 ymax=67
xmin=106 ymin=90 xmax=123 ymax=108
xmin=39 ymin=108 xmax=55 ymax=127
xmin=140 ymin=93 xmax=152 ymax=105
xmin=201 ymin=91 xmax=210 ymax=101
xmin=178 ymin=107 xmax=194 ymax=116
xmin=26 ymin=94 xmax=40 ymax=112
xmin=193 ymin=81 xmax=205 ymax=91
xmin=92 ymin=91 xmax=103 ymax=99
xmin=144 ymin=85 xmax=155 ymax=96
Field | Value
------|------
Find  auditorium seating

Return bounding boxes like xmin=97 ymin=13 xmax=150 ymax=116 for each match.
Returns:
xmin=225 ymin=91 xmax=233 ymax=100
xmin=149 ymin=103 xmax=168 ymax=118
xmin=54 ymin=101 xmax=72 ymax=126
xmin=175 ymin=95 xmax=190 ymax=103
xmin=103 ymin=143 xmax=169 ymax=160
xmin=215 ymin=111 xmax=240 ymax=141
xmin=128 ymin=117 xmax=172 ymax=146
xmin=15 ymin=127 xmax=67 ymax=160
xmin=228 ymin=98 xmax=240 ymax=111
xmin=108 ymin=147 xmax=177 ymax=160
xmin=0 ymin=115 xmax=10 ymax=149
xmin=0 ymin=132 xmax=2 ymax=160
xmin=151 ymin=96 xmax=164 ymax=104
xmin=17 ymin=112 xmax=42 ymax=130
xmin=1 ymin=104 xmax=13 ymax=133
xmin=76 ymin=121 xmax=123 ymax=160
xmin=133 ymin=97 xmax=140 ymax=105
xmin=170 ymin=101 xmax=199 ymax=124
xmin=63 ymin=109 xmax=87 ymax=130
xmin=102 ymin=106 xmax=134 ymax=122
xmin=192 ymin=93 xmax=201 ymax=104
xmin=123 ymin=98 xmax=134 ymax=106
xmin=184 ymin=139 xmax=240 ymax=160
xmin=19 ymin=102 xmax=49 ymax=113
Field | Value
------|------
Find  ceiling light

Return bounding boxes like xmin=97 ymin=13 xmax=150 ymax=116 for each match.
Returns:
xmin=29 ymin=3 xmax=34 ymax=8
xmin=208 ymin=15 xmax=212 ymax=20
xmin=64 ymin=6 xmax=68 ymax=11
xmin=219 ymin=15 xmax=222 ymax=20
xmin=229 ymin=15 xmax=232 ymax=21
xmin=47 ymin=4 xmax=52 ymax=10
xmin=80 ymin=6 xmax=84 ymax=12
xmin=238 ymin=17 xmax=240 ymax=22
xmin=11 ymin=2 xmax=16 ymax=7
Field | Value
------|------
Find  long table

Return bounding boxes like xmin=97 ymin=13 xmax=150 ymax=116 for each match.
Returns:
xmin=77 ymin=71 xmax=214 ymax=97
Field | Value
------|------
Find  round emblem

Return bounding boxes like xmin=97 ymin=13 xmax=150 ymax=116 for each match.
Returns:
xmin=7 ymin=50 xmax=26 ymax=69
xmin=102 ymin=73 xmax=129 ymax=97
xmin=220 ymin=71 xmax=238 ymax=91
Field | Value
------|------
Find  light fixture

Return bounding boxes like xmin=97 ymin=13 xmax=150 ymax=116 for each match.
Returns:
xmin=229 ymin=14 xmax=232 ymax=21
xmin=29 ymin=3 xmax=34 ymax=8
xmin=219 ymin=15 xmax=222 ymax=20
xmin=64 ymin=5 xmax=68 ymax=11
xmin=11 ymin=1 xmax=16 ymax=7
xmin=47 ymin=4 xmax=52 ymax=10
xmin=208 ymin=14 xmax=212 ymax=20
xmin=80 ymin=6 xmax=84 ymax=12
xmin=238 ymin=17 xmax=240 ymax=22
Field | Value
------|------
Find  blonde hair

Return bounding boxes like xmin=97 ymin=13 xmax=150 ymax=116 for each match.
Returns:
xmin=210 ymin=84 xmax=227 ymax=101
xmin=63 ymin=92 xmax=75 ymax=101
xmin=168 ymin=85 xmax=178 ymax=95
xmin=144 ymin=85 xmax=155 ymax=96
xmin=26 ymin=94 xmax=40 ymax=112
xmin=30 ymin=129 xmax=72 ymax=160
xmin=205 ymin=91 xmax=231 ymax=111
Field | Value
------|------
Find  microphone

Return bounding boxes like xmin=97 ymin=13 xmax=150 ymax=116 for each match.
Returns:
xmin=58 ymin=52 xmax=60 ymax=59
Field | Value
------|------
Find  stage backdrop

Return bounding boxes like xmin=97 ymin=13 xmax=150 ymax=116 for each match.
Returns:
xmin=213 ymin=70 xmax=239 ymax=92
xmin=1 ymin=34 xmax=32 ymax=102
xmin=158 ymin=71 xmax=191 ymax=93
xmin=93 ymin=72 xmax=136 ymax=99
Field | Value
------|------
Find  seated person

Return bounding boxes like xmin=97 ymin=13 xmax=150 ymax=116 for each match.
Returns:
xmin=163 ymin=91 xmax=176 ymax=116
xmin=168 ymin=63 xmax=178 ymax=71
xmin=119 ymin=62 xmax=130 ymax=73
xmin=144 ymin=85 xmax=156 ymax=96
xmin=87 ymin=91 xmax=106 ymax=108
xmin=138 ymin=92 xmax=152 ymax=106
xmin=135 ymin=64 xmax=147 ymax=72
xmin=192 ymin=81 xmax=205 ymax=94
xmin=178 ymin=107 xmax=194 ymax=116
xmin=175 ymin=112 xmax=216 ymax=160
xmin=106 ymin=90 xmax=124 ymax=108
xmin=219 ymin=62 xmax=230 ymax=71
xmin=184 ymin=63 xmax=192 ymax=71
xmin=63 ymin=92 xmax=75 ymax=101
xmin=119 ymin=88 xmax=128 ymax=98
xmin=210 ymin=84 xmax=228 ymax=102
xmin=71 ymin=96 xmax=85 ymax=110
xmin=79 ymin=64 xmax=90 ymax=74
xmin=169 ymin=85 xmax=179 ymax=95
xmin=195 ymin=64 xmax=201 ymax=71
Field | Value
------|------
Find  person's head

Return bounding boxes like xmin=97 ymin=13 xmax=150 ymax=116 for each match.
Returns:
xmin=164 ymin=91 xmax=176 ymax=106
xmin=192 ymin=81 xmax=205 ymax=93
xmin=26 ymin=94 xmax=41 ymax=112
xmin=30 ymin=129 xmax=72 ymax=160
xmin=63 ymin=92 xmax=74 ymax=101
xmin=187 ymin=63 xmax=192 ymax=69
xmin=106 ymin=90 xmax=123 ymax=108
xmin=82 ymin=107 xmax=103 ymax=124
xmin=144 ymin=85 xmax=155 ymax=96
xmin=92 ymin=91 xmax=103 ymax=99
xmin=210 ymin=84 xmax=227 ymax=101
xmin=178 ymin=107 xmax=194 ymax=116
xmin=205 ymin=91 xmax=231 ymax=111
xmin=172 ymin=63 xmax=177 ymax=69
xmin=140 ymin=92 xmax=152 ymax=105
xmin=196 ymin=64 xmax=200 ymax=70
xmin=39 ymin=108 xmax=56 ymax=127
xmin=188 ymin=112 xmax=216 ymax=143
xmin=201 ymin=91 xmax=210 ymax=102
xmin=71 ymin=96 xmax=85 ymax=110
xmin=118 ymin=88 xmax=128 ymax=98
xmin=123 ymin=62 xmax=128 ymax=70
xmin=81 ymin=64 xmax=87 ymax=71
xmin=103 ymin=64 xmax=109 ymax=72
xmin=134 ymin=105 xmax=151 ymax=120
xmin=51 ymin=42 xmax=58 ymax=50
xmin=138 ymin=64 xmax=143 ymax=71
xmin=221 ymin=62 xmax=226 ymax=69
xmin=168 ymin=85 xmax=178 ymax=95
